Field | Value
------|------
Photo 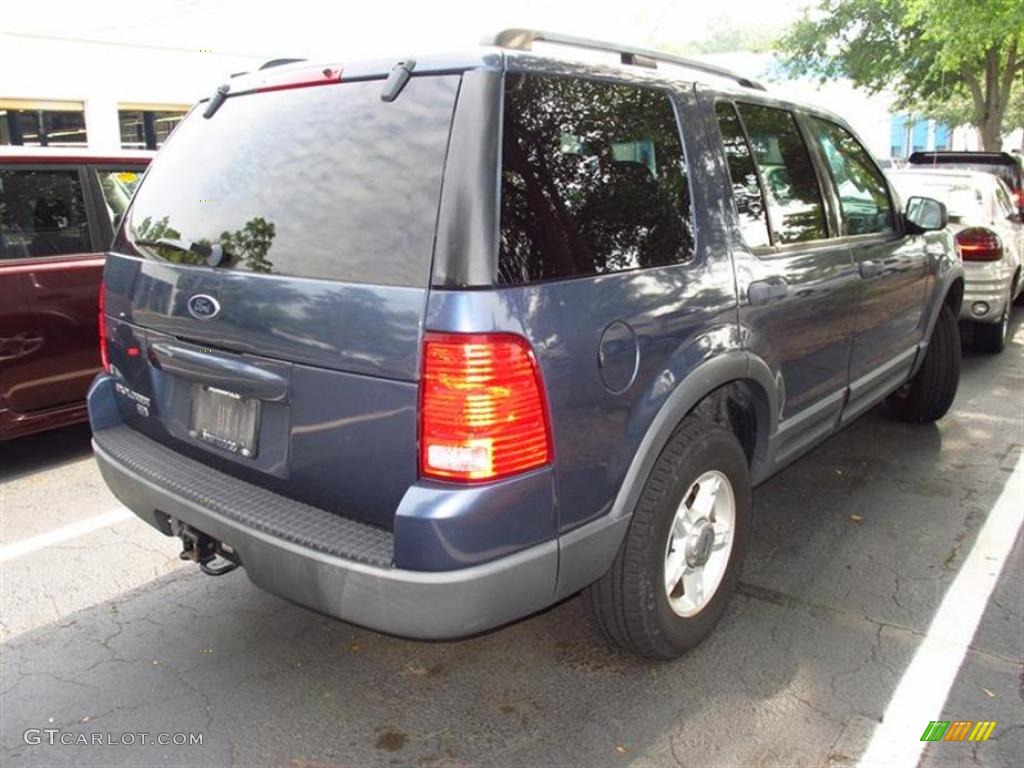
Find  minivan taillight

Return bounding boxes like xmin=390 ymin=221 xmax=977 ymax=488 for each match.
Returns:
xmin=955 ymin=227 xmax=1003 ymax=262
xmin=420 ymin=332 xmax=552 ymax=482
xmin=98 ymin=280 xmax=110 ymax=373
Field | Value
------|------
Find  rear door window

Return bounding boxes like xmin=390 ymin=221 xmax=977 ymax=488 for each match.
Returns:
xmin=714 ymin=102 xmax=771 ymax=249
xmin=736 ymin=104 xmax=828 ymax=244
xmin=499 ymin=73 xmax=694 ymax=284
xmin=0 ymin=168 xmax=91 ymax=259
xmin=808 ymin=118 xmax=894 ymax=236
xmin=123 ymin=76 xmax=460 ymax=286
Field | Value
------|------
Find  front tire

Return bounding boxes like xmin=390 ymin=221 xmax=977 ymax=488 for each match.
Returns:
xmin=584 ymin=417 xmax=751 ymax=660
xmin=887 ymin=302 xmax=960 ymax=422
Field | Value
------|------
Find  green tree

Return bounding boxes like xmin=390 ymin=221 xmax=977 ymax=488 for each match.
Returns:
xmin=779 ymin=0 xmax=1023 ymax=150
xmin=655 ymin=17 xmax=783 ymax=56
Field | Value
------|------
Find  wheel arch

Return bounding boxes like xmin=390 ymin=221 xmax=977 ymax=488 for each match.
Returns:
xmin=944 ymin=276 xmax=964 ymax=315
xmin=554 ymin=350 xmax=778 ymax=603
xmin=607 ymin=350 xmax=778 ymax=523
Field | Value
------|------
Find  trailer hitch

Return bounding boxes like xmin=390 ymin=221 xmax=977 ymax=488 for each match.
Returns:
xmin=172 ymin=520 xmax=240 ymax=577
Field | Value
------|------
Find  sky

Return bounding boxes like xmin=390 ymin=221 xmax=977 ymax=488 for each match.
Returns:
xmin=0 ymin=0 xmax=809 ymax=61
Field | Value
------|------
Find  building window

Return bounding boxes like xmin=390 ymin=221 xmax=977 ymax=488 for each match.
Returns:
xmin=119 ymin=106 xmax=188 ymax=149
xmin=0 ymin=100 xmax=87 ymax=147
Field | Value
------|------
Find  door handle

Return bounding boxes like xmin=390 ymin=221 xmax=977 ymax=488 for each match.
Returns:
xmin=149 ymin=342 xmax=289 ymax=402
xmin=859 ymin=260 xmax=884 ymax=279
xmin=748 ymin=279 xmax=789 ymax=306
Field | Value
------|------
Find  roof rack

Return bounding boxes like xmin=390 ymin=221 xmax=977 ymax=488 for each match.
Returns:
xmin=487 ymin=29 xmax=766 ymax=91
xmin=259 ymin=58 xmax=306 ymax=71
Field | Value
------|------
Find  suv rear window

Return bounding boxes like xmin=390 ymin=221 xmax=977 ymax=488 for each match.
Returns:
xmin=499 ymin=73 xmax=693 ymax=284
xmin=123 ymin=76 xmax=460 ymax=287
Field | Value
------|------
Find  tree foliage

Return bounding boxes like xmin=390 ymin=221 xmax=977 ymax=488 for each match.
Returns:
xmin=779 ymin=0 xmax=1024 ymax=149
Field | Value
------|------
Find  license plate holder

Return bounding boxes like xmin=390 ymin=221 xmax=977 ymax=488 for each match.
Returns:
xmin=189 ymin=385 xmax=260 ymax=457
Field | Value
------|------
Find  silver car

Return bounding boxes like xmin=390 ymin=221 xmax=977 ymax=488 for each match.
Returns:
xmin=890 ymin=169 xmax=1023 ymax=353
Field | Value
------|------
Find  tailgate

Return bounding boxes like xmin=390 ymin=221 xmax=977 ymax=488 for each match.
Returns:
xmin=102 ymin=72 xmax=461 ymax=529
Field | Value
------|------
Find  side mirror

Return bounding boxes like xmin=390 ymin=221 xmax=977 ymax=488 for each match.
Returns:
xmin=905 ymin=196 xmax=948 ymax=233
xmin=1008 ymin=211 xmax=1023 ymax=225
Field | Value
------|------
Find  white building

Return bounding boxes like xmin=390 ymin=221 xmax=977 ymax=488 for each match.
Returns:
xmin=3 ymin=30 xmax=1018 ymax=158
xmin=1 ymin=31 xmax=265 ymax=150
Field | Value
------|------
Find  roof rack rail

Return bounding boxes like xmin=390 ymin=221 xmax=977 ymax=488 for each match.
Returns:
xmin=487 ymin=29 xmax=766 ymax=91
xmin=259 ymin=58 xmax=306 ymax=71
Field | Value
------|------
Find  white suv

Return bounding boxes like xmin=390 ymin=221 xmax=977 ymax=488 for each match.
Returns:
xmin=891 ymin=169 xmax=1024 ymax=353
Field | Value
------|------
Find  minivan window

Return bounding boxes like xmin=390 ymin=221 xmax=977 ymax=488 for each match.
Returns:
xmin=714 ymin=102 xmax=771 ymax=249
xmin=499 ymin=73 xmax=693 ymax=284
xmin=809 ymin=118 xmax=893 ymax=236
xmin=737 ymin=104 xmax=828 ymax=244
xmin=124 ymin=76 xmax=460 ymax=286
xmin=0 ymin=169 xmax=90 ymax=259
xmin=96 ymin=169 xmax=144 ymax=229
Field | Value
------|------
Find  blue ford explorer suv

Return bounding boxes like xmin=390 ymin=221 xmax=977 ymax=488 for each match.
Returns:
xmin=89 ymin=30 xmax=964 ymax=658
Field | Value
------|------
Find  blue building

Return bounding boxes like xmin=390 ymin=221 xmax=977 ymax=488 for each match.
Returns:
xmin=890 ymin=114 xmax=952 ymax=160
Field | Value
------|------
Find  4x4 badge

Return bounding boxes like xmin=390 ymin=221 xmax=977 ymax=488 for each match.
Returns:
xmin=187 ymin=294 xmax=221 ymax=321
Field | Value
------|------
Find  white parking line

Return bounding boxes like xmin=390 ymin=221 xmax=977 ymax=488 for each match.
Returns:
xmin=857 ymin=453 xmax=1024 ymax=767
xmin=0 ymin=508 xmax=135 ymax=563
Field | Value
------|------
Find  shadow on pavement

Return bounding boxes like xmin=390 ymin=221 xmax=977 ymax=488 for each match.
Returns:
xmin=0 ymin=423 xmax=93 ymax=484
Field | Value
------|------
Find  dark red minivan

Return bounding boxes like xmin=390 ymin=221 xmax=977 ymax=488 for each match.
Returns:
xmin=1 ymin=148 xmax=152 ymax=439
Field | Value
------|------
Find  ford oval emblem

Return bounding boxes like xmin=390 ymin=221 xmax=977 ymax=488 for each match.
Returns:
xmin=187 ymin=294 xmax=221 ymax=321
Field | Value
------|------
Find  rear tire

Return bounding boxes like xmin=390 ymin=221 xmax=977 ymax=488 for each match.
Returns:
xmin=972 ymin=311 xmax=1008 ymax=354
xmin=584 ymin=417 xmax=751 ymax=660
xmin=887 ymin=303 xmax=960 ymax=422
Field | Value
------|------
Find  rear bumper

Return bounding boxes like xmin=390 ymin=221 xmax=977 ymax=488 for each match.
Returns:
xmin=93 ymin=429 xmax=561 ymax=639
xmin=960 ymin=262 xmax=1013 ymax=323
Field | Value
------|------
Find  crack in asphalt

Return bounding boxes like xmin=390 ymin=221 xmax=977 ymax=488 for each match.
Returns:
xmin=736 ymin=581 xmax=1022 ymax=667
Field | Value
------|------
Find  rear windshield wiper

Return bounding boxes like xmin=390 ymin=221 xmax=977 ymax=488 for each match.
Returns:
xmin=133 ymin=237 xmax=228 ymax=267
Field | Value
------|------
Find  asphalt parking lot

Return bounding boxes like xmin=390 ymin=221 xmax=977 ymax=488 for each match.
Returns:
xmin=1 ymin=317 xmax=1022 ymax=768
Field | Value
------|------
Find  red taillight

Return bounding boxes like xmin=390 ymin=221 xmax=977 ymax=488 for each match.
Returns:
xmin=254 ymin=64 xmax=343 ymax=94
xmin=420 ymin=332 xmax=552 ymax=482
xmin=955 ymin=227 xmax=1003 ymax=262
xmin=1012 ymin=189 xmax=1023 ymax=210
xmin=98 ymin=280 xmax=110 ymax=373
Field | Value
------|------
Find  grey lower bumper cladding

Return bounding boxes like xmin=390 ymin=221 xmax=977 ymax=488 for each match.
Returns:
xmin=92 ymin=428 xmax=559 ymax=639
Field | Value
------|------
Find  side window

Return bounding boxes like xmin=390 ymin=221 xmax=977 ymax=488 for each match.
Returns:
xmin=0 ymin=169 xmax=90 ymax=260
xmin=714 ymin=102 xmax=771 ymax=249
xmin=499 ymin=74 xmax=694 ymax=284
xmin=993 ymin=183 xmax=1015 ymax=219
xmin=95 ymin=168 xmax=145 ymax=229
xmin=737 ymin=104 xmax=828 ymax=244
xmin=809 ymin=118 xmax=894 ymax=236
